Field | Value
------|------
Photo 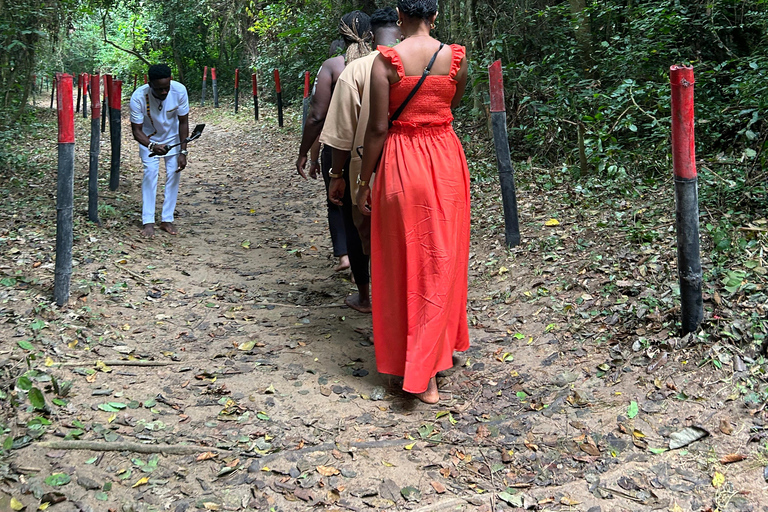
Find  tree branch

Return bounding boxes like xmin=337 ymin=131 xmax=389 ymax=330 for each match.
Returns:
xmin=101 ymin=11 xmax=150 ymax=65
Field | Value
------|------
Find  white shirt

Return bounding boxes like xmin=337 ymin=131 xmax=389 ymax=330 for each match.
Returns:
xmin=130 ymin=81 xmax=190 ymax=157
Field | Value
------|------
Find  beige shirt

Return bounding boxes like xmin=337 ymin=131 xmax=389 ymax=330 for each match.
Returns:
xmin=319 ymin=51 xmax=378 ymax=204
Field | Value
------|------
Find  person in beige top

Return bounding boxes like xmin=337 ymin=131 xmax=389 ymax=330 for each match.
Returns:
xmin=320 ymin=7 xmax=401 ymax=312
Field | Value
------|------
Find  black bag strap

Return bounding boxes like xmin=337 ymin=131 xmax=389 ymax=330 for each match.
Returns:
xmin=388 ymin=42 xmax=445 ymax=128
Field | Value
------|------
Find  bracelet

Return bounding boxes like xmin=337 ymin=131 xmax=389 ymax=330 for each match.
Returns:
xmin=328 ymin=171 xmax=343 ymax=179
xmin=148 ymin=142 xmax=155 ymax=151
xmin=356 ymin=175 xmax=369 ymax=187
xmin=309 ymin=159 xmax=319 ymax=166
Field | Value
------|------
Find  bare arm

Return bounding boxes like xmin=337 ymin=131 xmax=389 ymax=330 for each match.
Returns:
xmin=177 ymin=114 xmax=189 ymax=170
xmin=356 ymin=55 xmax=393 ymax=215
xmin=328 ymin=146 xmax=350 ymax=206
xmin=451 ymin=57 xmax=468 ymax=109
xmin=296 ymin=59 xmax=338 ymax=178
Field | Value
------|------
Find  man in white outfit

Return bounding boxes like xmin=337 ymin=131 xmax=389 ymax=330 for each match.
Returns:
xmin=130 ymin=64 xmax=190 ymax=237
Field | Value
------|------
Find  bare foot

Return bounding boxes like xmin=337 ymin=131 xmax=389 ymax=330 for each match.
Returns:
xmin=333 ymin=255 xmax=350 ymax=272
xmin=413 ymin=377 xmax=439 ymax=404
xmin=159 ymin=222 xmax=178 ymax=235
xmin=141 ymin=223 xmax=155 ymax=238
xmin=345 ymin=293 xmax=372 ymax=313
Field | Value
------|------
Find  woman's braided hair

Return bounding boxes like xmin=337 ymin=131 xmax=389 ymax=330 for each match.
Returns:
xmin=339 ymin=11 xmax=373 ymax=63
xmin=397 ymin=0 xmax=438 ymax=22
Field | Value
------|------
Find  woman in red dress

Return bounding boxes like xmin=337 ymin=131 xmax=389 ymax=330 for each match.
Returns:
xmin=356 ymin=0 xmax=470 ymax=404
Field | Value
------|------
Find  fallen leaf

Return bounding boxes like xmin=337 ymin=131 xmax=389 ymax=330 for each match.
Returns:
xmin=719 ymin=453 xmax=746 ymax=464
xmin=545 ymin=218 xmax=560 ymax=227
xmin=10 ymin=497 xmax=24 ymax=511
xmin=719 ymin=418 xmax=733 ymax=435
xmin=316 ymin=465 xmax=340 ymax=476
xmin=196 ymin=452 xmax=217 ymax=462
xmin=132 ymin=476 xmax=149 ymax=488
xmin=430 ymin=481 xmax=446 ymax=494
xmin=712 ymin=471 xmax=725 ymax=488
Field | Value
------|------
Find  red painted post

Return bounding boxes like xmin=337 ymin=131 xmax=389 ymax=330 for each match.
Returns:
xmin=301 ymin=71 xmax=310 ymax=129
xmin=234 ymin=68 xmax=240 ymax=114
xmin=211 ymin=67 xmax=219 ymax=108
xmin=201 ymin=66 xmax=208 ymax=106
xmin=133 ymin=74 xmax=137 ymax=90
xmin=54 ymin=73 xmax=75 ymax=306
xmin=76 ymin=73 xmax=82 ymax=113
xmin=670 ymin=65 xmax=702 ymax=334
xmin=274 ymin=69 xmax=283 ymax=127
xmin=144 ymin=74 xmax=147 ymax=84
xmin=108 ymin=80 xmax=122 ymax=191
xmin=487 ymin=60 xmax=520 ymax=247
xmin=102 ymin=74 xmax=110 ymax=133
xmin=88 ymin=74 xmax=101 ymax=224
xmin=252 ymin=73 xmax=259 ymax=121
xmin=82 ymin=73 xmax=89 ymax=118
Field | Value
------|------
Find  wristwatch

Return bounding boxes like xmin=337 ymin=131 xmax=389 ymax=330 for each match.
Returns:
xmin=328 ymin=172 xmax=343 ymax=179
xmin=357 ymin=175 xmax=368 ymax=187
xmin=180 ymin=149 xmax=188 ymax=156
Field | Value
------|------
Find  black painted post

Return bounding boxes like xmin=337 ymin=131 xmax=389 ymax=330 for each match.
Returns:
xmin=50 ymin=75 xmax=56 ymax=109
xmin=108 ymin=80 xmax=122 ymax=191
xmin=201 ymin=66 xmax=207 ymax=107
xmin=488 ymin=60 xmax=521 ymax=247
xmin=54 ymin=73 xmax=75 ymax=306
xmin=274 ymin=69 xmax=283 ymax=128
xmin=234 ymin=68 xmax=239 ymax=114
xmin=82 ymin=73 xmax=88 ymax=118
xmin=212 ymin=68 xmax=219 ymax=108
xmin=252 ymin=73 xmax=259 ymax=121
xmin=88 ymin=74 xmax=101 ymax=224
xmin=670 ymin=65 xmax=703 ymax=334
xmin=76 ymin=74 xmax=82 ymax=113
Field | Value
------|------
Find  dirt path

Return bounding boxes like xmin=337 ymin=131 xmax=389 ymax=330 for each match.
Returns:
xmin=1 ymin=101 xmax=766 ymax=511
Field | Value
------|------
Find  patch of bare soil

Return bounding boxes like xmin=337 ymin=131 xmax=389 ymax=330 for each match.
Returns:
xmin=0 ymin=98 xmax=767 ymax=512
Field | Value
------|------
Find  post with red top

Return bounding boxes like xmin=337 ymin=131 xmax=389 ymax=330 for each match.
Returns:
xmin=274 ymin=69 xmax=283 ymax=127
xmin=102 ymin=74 xmax=110 ymax=133
xmin=50 ymin=75 xmax=56 ymax=109
xmin=109 ymin=80 xmax=122 ymax=191
xmin=487 ymin=60 xmax=520 ymax=247
xmin=82 ymin=73 xmax=89 ymax=118
xmin=301 ymin=71 xmax=310 ymax=130
xmin=144 ymin=74 xmax=147 ymax=84
xmin=252 ymin=72 xmax=259 ymax=122
xmin=670 ymin=65 xmax=702 ymax=334
xmin=76 ymin=74 xmax=82 ymax=113
xmin=88 ymin=74 xmax=101 ymax=224
xmin=54 ymin=73 xmax=75 ymax=306
xmin=212 ymin=68 xmax=219 ymax=108
xmin=234 ymin=68 xmax=240 ymax=114
xmin=133 ymin=74 xmax=137 ymax=90
xmin=201 ymin=66 xmax=208 ymax=107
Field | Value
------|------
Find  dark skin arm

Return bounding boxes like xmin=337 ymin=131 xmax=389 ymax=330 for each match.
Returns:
xmin=178 ymin=114 xmax=188 ymax=171
xmin=328 ymin=146 xmax=350 ymax=206
xmin=355 ymin=54 xmax=396 ymax=215
xmin=296 ymin=55 xmax=344 ymax=179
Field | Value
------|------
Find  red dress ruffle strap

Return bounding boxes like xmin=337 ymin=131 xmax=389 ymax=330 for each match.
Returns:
xmin=449 ymin=44 xmax=466 ymax=79
xmin=377 ymin=45 xmax=405 ymax=78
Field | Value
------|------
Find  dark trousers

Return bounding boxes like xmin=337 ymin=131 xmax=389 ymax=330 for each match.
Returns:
xmin=342 ymin=171 xmax=369 ymax=285
xmin=321 ymin=145 xmax=347 ymax=257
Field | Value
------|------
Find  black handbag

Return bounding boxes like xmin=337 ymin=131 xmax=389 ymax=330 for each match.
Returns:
xmin=356 ymin=42 xmax=446 ymax=162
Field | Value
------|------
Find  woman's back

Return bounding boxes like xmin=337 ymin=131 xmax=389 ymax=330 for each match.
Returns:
xmin=378 ymin=43 xmax=465 ymax=126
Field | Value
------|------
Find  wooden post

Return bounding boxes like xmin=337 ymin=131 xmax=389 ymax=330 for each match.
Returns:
xmin=81 ymin=73 xmax=89 ymax=118
xmin=108 ymin=80 xmax=122 ymax=191
xmin=76 ymin=74 xmax=82 ymax=113
xmin=50 ymin=75 xmax=56 ymax=109
xmin=302 ymin=71 xmax=310 ymax=130
xmin=102 ymin=74 xmax=109 ymax=134
xmin=488 ymin=60 xmax=521 ymax=247
xmin=201 ymin=66 xmax=207 ymax=107
xmin=212 ymin=68 xmax=219 ymax=108
xmin=234 ymin=68 xmax=240 ymax=114
xmin=274 ymin=69 xmax=283 ymax=127
xmin=54 ymin=73 xmax=75 ymax=306
xmin=88 ymin=74 xmax=101 ymax=224
xmin=670 ymin=65 xmax=702 ymax=334
xmin=252 ymin=73 xmax=259 ymax=121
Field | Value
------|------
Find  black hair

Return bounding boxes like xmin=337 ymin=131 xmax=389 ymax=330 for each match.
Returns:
xmin=397 ymin=0 xmax=438 ymax=21
xmin=329 ymin=38 xmax=345 ymax=57
xmin=370 ymin=7 xmax=399 ymax=33
xmin=148 ymin=64 xmax=172 ymax=82
xmin=339 ymin=10 xmax=372 ymax=46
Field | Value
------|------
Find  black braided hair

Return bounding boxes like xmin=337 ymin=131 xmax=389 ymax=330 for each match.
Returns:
xmin=397 ymin=0 xmax=438 ymax=22
xmin=370 ymin=7 xmax=398 ymax=33
xmin=339 ymin=10 xmax=372 ymax=46
xmin=148 ymin=64 xmax=172 ymax=82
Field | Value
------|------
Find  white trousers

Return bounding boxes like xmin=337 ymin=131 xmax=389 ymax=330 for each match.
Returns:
xmin=141 ymin=153 xmax=180 ymax=225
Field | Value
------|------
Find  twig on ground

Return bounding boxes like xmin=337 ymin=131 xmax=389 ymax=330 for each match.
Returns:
xmin=37 ymin=440 xmax=227 ymax=455
xmin=53 ymin=360 xmax=182 ymax=367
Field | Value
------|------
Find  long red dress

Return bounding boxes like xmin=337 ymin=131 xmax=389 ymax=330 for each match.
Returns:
xmin=371 ymin=44 xmax=470 ymax=394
